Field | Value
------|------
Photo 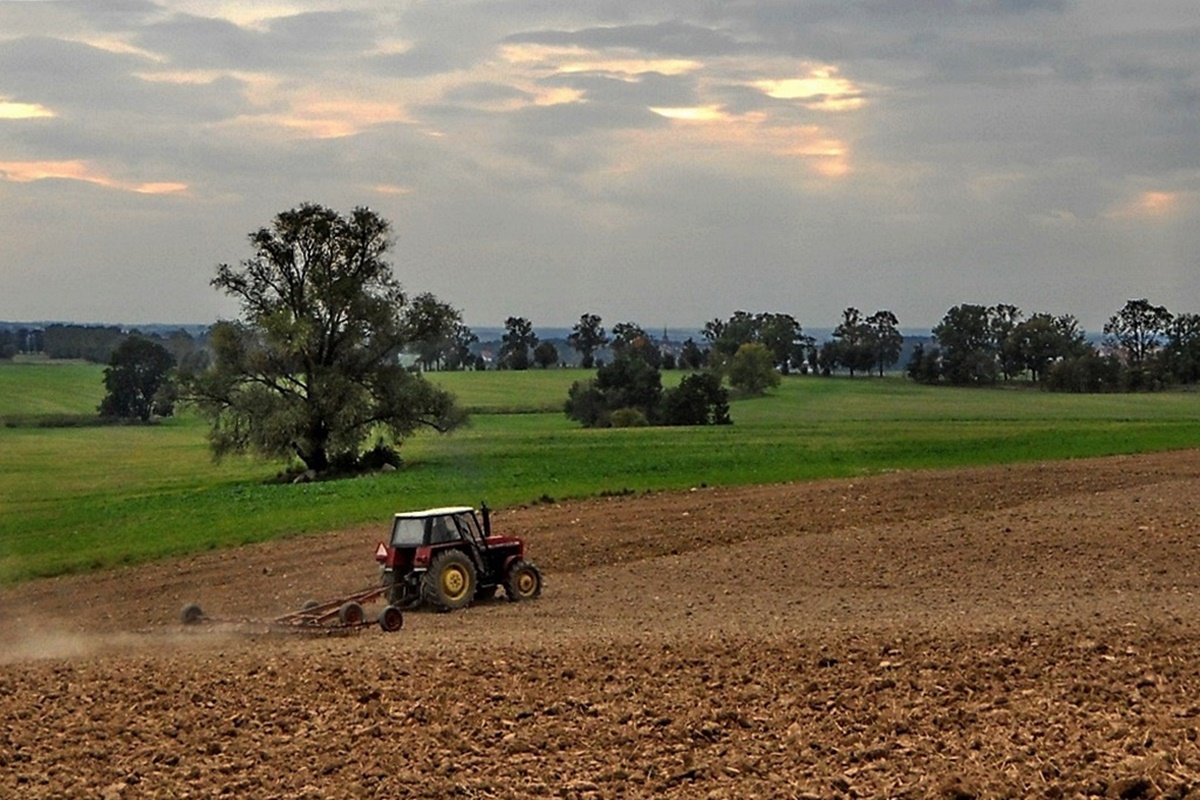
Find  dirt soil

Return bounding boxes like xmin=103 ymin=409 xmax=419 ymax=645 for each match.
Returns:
xmin=3 ymin=451 xmax=1200 ymax=799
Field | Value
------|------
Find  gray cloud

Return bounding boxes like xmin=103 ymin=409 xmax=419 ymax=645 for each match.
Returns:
xmin=135 ymin=10 xmax=382 ymax=71
xmin=503 ymin=20 xmax=745 ymax=57
xmin=367 ymin=46 xmax=461 ymax=78
xmin=542 ymin=71 xmax=700 ymax=107
xmin=441 ymin=82 xmax=533 ymax=104
xmin=508 ymin=99 xmax=665 ymax=138
xmin=2 ymin=0 xmax=1198 ymax=329
xmin=0 ymin=36 xmax=250 ymax=124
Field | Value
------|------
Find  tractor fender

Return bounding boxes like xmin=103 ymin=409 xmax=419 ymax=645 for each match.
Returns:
xmin=502 ymin=553 xmax=523 ymax=574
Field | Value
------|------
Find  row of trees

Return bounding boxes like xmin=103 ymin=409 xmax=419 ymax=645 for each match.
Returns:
xmin=563 ymin=309 xmax=845 ymax=428
xmin=909 ymin=299 xmax=1199 ymax=391
xmin=0 ymin=327 xmax=42 ymax=359
xmin=516 ymin=306 xmax=904 ymax=379
xmin=32 ymin=201 xmax=1197 ymax=479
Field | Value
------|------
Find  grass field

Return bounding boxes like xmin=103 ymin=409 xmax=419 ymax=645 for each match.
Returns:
xmin=3 ymin=361 xmax=1199 ymax=583
xmin=0 ymin=360 xmax=106 ymax=420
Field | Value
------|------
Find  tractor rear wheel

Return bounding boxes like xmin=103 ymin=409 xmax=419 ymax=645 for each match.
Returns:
xmin=421 ymin=550 xmax=477 ymax=611
xmin=504 ymin=560 xmax=542 ymax=602
xmin=377 ymin=605 xmax=404 ymax=633
xmin=338 ymin=601 xmax=365 ymax=626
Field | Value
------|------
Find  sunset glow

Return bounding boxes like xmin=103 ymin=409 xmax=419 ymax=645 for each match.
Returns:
xmin=649 ymin=105 xmax=728 ymax=122
xmin=501 ymin=44 xmax=701 ymax=77
xmin=756 ymin=67 xmax=865 ymax=111
xmin=0 ymin=161 xmax=187 ymax=194
xmin=1108 ymin=190 xmax=1185 ymax=219
xmin=0 ymin=101 xmax=55 ymax=120
xmin=371 ymin=183 xmax=412 ymax=195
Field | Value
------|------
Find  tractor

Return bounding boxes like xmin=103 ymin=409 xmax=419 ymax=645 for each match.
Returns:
xmin=374 ymin=504 xmax=542 ymax=611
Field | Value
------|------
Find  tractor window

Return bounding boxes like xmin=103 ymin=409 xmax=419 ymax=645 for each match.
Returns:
xmin=454 ymin=513 xmax=482 ymax=541
xmin=390 ymin=518 xmax=425 ymax=547
xmin=429 ymin=516 xmax=461 ymax=545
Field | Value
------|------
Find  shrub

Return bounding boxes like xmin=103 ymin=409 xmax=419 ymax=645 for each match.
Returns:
xmin=727 ymin=343 xmax=780 ymax=395
xmin=609 ymin=408 xmax=649 ymax=427
xmin=565 ymin=354 xmax=661 ymax=427
xmin=661 ymin=372 xmax=731 ymax=425
xmin=1043 ymin=351 xmax=1123 ymax=393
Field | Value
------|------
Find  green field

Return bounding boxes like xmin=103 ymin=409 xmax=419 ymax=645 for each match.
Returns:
xmin=3 ymin=361 xmax=1199 ymax=583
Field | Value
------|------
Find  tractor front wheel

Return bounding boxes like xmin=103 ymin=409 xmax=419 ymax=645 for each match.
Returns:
xmin=421 ymin=550 xmax=477 ymax=611
xmin=504 ymin=560 xmax=542 ymax=602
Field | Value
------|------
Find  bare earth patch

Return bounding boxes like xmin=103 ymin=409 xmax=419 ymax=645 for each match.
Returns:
xmin=2 ymin=451 xmax=1200 ymax=798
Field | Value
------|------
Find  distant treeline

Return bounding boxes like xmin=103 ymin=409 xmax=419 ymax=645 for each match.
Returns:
xmin=5 ymin=296 xmax=1198 ymax=394
xmin=0 ymin=324 xmax=208 ymax=369
xmin=909 ymin=299 xmax=1198 ymax=392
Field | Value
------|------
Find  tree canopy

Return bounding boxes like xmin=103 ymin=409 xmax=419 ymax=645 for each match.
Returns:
xmin=99 ymin=335 xmax=176 ymax=421
xmin=932 ymin=304 xmax=999 ymax=385
xmin=403 ymin=293 xmax=471 ymax=371
xmin=1104 ymin=299 xmax=1172 ymax=368
xmin=567 ymin=313 xmax=607 ymax=368
xmin=499 ymin=316 xmax=538 ymax=370
xmin=184 ymin=203 xmax=464 ymax=473
xmin=727 ymin=342 xmax=780 ymax=395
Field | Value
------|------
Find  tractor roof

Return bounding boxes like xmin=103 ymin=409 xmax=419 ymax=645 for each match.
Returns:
xmin=393 ymin=506 xmax=474 ymax=519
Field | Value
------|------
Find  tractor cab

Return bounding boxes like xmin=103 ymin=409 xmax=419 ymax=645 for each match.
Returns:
xmin=374 ymin=504 xmax=541 ymax=611
xmin=387 ymin=506 xmax=482 ymax=549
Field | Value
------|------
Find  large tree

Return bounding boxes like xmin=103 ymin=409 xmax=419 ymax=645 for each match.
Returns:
xmin=756 ymin=313 xmax=802 ymax=373
xmin=567 ymin=313 xmax=608 ymax=368
xmin=403 ymin=292 xmax=463 ymax=371
xmin=989 ymin=304 xmax=1024 ymax=380
xmin=866 ymin=310 xmax=903 ymax=377
xmin=703 ymin=311 xmax=804 ymax=372
xmin=1009 ymin=313 xmax=1087 ymax=382
xmin=498 ymin=316 xmax=538 ymax=370
xmin=443 ymin=322 xmax=479 ymax=371
xmin=832 ymin=307 xmax=874 ymax=376
xmin=932 ymin=304 xmax=997 ymax=385
xmin=610 ymin=321 xmax=660 ymax=367
xmin=186 ymin=203 xmax=463 ymax=472
xmin=1164 ymin=313 xmax=1200 ymax=384
xmin=99 ymin=335 xmax=176 ymax=421
xmin=1104 ymin=298 xmax=1172 ymax=368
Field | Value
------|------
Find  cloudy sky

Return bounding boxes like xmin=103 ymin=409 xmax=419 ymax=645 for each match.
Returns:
xmin=1 ymin=0 xmax=1196 ymax=331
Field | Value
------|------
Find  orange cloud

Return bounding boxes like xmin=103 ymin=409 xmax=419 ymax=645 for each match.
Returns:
xmin=630 ymin=113 xmax=850 ymax=179
xmin=0 ymin=161 xmax=187 ymax=194
xmin=1107 ymin=190 xmax=1186 ymax=219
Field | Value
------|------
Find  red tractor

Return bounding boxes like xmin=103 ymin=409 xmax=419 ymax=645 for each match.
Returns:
xmin=374 ymin=504 xmax=542 ymax=611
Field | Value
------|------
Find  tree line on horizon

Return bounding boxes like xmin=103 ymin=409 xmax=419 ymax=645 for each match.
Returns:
xmin=5 ymin=202 xmax=1198 ymax=479
xmin=910 ymin=299 xmax=1199 ymax=392
xmin=10 ymin=299 xmax=1197 ymax=393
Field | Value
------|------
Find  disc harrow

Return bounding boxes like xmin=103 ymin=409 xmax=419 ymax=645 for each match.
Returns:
xmin=180 ymin=585 xmax=404 ymax=636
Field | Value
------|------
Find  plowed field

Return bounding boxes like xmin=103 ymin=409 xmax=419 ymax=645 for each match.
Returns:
xmin=3 ymin=451 xmax=1200 ymax=798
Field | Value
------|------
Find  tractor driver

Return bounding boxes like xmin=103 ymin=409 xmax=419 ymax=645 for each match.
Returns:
xmin=430 ymin=516 xmax=455 ymax=544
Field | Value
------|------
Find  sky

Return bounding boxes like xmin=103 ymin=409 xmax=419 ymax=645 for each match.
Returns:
xmin=0 ymin=0 xmax=1197 ymax=332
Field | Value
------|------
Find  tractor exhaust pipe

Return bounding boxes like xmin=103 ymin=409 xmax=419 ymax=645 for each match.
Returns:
xmin=481 ymin=502 xmax=492 ymax=538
